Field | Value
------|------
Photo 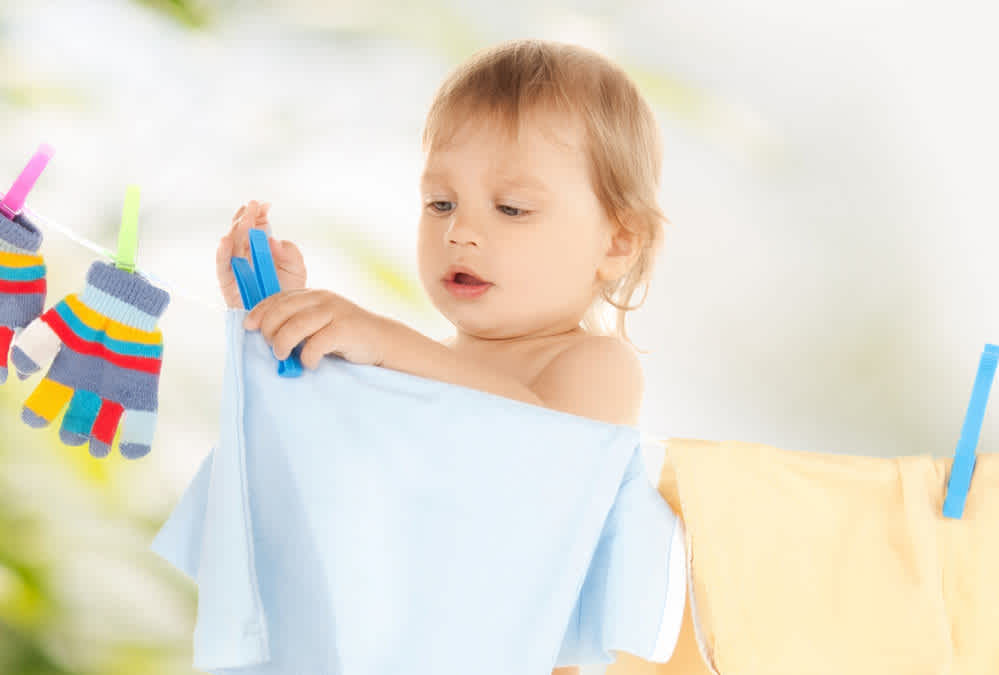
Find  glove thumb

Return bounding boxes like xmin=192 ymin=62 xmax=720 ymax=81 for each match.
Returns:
xmin=10 ymin=311 xmax=62 ymax=380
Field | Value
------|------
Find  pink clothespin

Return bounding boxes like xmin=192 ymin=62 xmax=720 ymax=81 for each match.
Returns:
xmin=0 ymin=143 xmax=55 ymax=219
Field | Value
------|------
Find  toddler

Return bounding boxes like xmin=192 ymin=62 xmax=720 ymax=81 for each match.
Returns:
xmin=215 ymin=38 xmax=669 ymax=674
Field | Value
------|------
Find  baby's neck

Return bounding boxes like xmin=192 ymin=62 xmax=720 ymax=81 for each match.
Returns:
xmin=444 ymin=326 xmax=586 ymax=353
xmin=441 ymin=327 xmax=589 ymax=390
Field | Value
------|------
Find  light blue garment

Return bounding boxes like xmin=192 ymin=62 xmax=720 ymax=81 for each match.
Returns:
xmin=150 ymin=309 xmax=685 ymax=674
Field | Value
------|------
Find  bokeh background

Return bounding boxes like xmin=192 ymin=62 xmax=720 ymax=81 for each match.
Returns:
xmin=1 ymin=0 xmax=996 ymax=673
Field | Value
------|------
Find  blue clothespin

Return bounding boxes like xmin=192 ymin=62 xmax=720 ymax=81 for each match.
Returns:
xmin=942 ymin=343 xmax=997 ymax=519
xmin=229 ymin=228 xmax=303 ymax=378
xmin=230 ymin=257 xmax=262 ymax=309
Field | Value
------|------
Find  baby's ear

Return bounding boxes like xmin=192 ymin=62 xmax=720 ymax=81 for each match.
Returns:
xmin=599 ymin=219 xmax=643 ymax=281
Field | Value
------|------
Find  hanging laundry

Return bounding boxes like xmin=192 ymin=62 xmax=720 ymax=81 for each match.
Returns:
xmin=149 ymin=307 xmax=687 ymax=674
xmin=10 ymin=260 xmax=170 ymax=458
xmin=608 ymin=344 xmax=998 ymax=675
xmin=5 ymin=184 xmax=171 ymax=458
xmin=0 ymin=143 xmax=53 ymax=385
xmin=0 ymin=211 xmax=46 ymax=385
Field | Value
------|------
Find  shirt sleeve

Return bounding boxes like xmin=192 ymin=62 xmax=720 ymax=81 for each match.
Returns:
xmin=149 ymin=446 xmax=214 ymax=581
xmin=553 ymin=444 xmax=687 ymax=667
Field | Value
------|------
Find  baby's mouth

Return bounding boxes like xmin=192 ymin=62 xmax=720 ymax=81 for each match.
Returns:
xmin=453 ymin=272 xmax=489 ymax=286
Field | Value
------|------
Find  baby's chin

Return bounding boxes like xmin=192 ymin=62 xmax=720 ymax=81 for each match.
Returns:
xmin=450 ymin=317 xmax=553 ymax=344
xmin=442 ymin=313 xmax=511 ymax=340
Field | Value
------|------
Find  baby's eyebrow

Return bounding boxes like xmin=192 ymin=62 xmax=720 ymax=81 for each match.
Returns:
xmin=420 ymin=169 xmax=448 ymax=186
xmin=497 ymin=173 xmax=550 ymax=193
xmin=420 ymin=169 xmax=550 ymax=193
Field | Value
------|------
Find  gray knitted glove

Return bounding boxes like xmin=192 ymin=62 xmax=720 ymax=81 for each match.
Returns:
xmin=10 ymin=260 xmax=170 ymax=459
xmin=0 ymin=209 xmax=46 ymax=384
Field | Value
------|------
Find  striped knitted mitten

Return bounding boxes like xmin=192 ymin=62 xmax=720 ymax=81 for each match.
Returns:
xmin=0 ymin=210 xmax=46 ymax=384
xmin=10 ymin=260 xmax=170 ymax=459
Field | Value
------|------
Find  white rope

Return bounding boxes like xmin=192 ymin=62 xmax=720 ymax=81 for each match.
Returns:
xmin=13 ymin=201 xmax=227 ymax=313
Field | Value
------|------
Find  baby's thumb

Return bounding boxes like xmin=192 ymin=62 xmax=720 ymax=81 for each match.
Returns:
xmin=272 ymin=239 xmax=306 ymax=281
xmin=262 ymin=202 xmax=272 ymax=232
xmin=271 ymin=237 xmax=298 ymax=262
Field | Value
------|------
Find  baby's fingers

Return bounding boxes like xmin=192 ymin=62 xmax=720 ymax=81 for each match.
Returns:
xmin=270 ymin=238 xmax=308 ymax=289
xmin=230 ymin=202 xmax=270 ymax=231
xmin=216 ymin=232 xmax=235 ymax=278
xmin=216 ymin=233 xmax=246 ymax=308
xmin=234 ymin=201 xmax=272 ymax=255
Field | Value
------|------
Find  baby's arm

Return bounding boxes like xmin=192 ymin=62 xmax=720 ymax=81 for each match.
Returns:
xmin=381 ymin=322 xmax=643 ymax=423
xmin=378 ymin=319 xmax=547 ymax=407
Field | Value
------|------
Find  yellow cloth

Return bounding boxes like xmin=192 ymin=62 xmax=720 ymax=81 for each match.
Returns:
xmin=607 ymin=437 xmax=999 ymax=675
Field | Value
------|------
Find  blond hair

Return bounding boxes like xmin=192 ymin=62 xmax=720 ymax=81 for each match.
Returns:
xmin=421 ymin=39 xmax=670 ymax=354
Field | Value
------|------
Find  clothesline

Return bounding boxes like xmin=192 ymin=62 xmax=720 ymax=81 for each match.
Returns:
xmin=13 ymin=199 xmax=227 ymax=314
xmin=8 ymin=196 xmax=676 ymax=444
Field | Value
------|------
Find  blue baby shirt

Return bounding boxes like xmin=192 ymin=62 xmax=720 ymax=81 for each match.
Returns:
xmin=150 ymin=309 xmax=685 ymax=674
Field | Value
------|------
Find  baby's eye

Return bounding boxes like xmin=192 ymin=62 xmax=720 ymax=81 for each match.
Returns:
xmin=427 ymin=201 xmax=453 ymax=214
xmin=497 ymin=204 xmax=528 ymax=217
xmin=426 ymin=201 xmax=529 ymax=217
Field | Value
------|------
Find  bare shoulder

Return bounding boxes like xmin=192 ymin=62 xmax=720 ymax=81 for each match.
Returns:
xmin=530 ymin=335 xmax=644 ymax=426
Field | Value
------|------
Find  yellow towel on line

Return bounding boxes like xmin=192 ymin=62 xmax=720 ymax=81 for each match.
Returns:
xmin=607 ymin=437 xmax=999 ymax=675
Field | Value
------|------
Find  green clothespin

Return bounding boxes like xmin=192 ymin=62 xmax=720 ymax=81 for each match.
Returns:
xmin=115 ymin=185 xmax=140 ymax=274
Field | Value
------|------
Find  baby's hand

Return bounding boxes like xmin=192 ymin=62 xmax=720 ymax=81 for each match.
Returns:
xmin=216 ymin=200 xmax=308 ymax=308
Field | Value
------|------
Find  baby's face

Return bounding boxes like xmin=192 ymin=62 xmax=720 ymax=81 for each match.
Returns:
xmin=417 ymin=108 xmax=616 ymax=345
